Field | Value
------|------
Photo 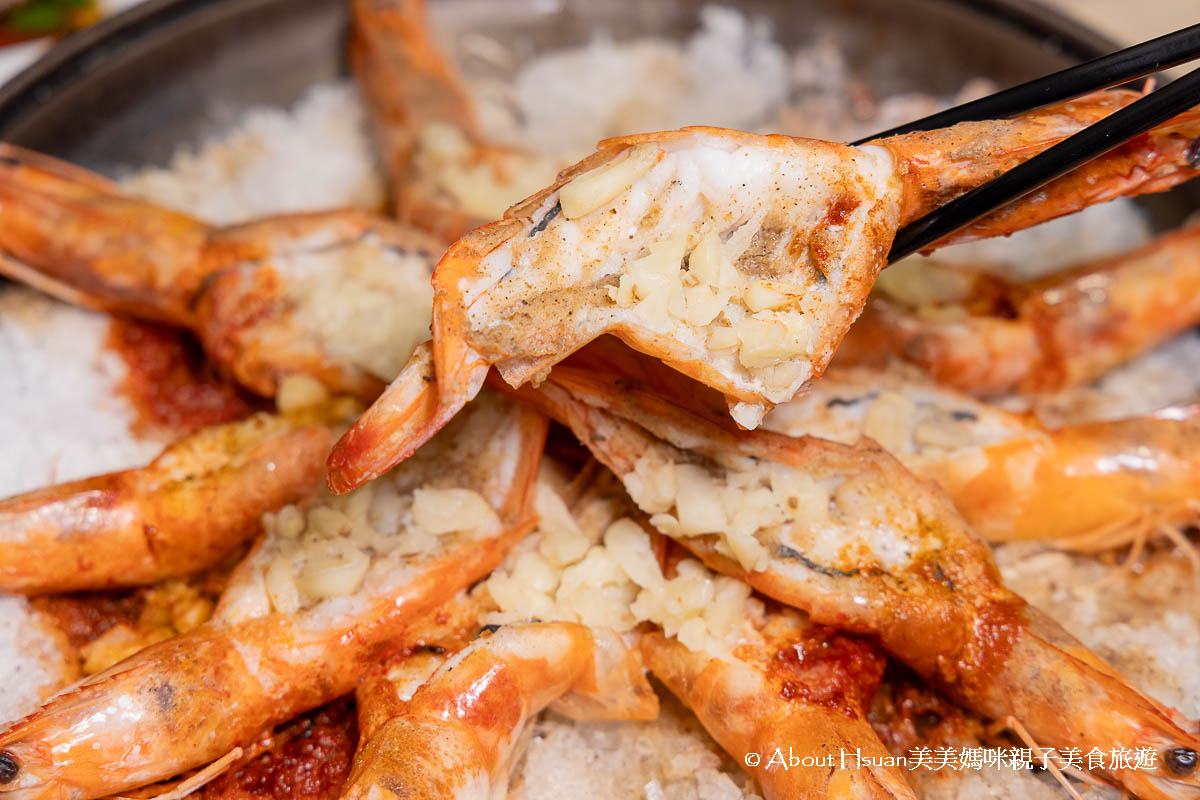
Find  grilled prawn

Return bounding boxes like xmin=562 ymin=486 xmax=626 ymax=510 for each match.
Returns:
xmin=328 ymin=91 xmax=1200 ymax=491
xmin=837 ymin=223 xmax=1200 ymax=396
xmin=0 ymin=144 xmax=443 ymax=402
xmin=0 ymin=381 xmax=546 ymax=800
xmin=764 ymin=362 xmax=1200 ymax=552
xmin=644 ymin=608 xmax=917 ymax=800
xmin=349 ymin=0 xmax=559 ymax=241
xmin=340 ymin=622 xmax=658 ymax=800
xmin=504 ymin=355 xmax=1200 ymax=800
xmin=0 ymin=413 xmax=332 ymax=595
xmin=482 ymin=460 xmax=918 ymax=800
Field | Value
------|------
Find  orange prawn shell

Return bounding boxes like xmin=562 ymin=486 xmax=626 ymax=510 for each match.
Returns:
xmin=0 ymin=414 xmax=333 ymax=595
xmin=641 ymin=616 xmax=916 ymax=800
xmin=929 ymin=405 xmax=1200 ymax=544
xmin=343 ymin=623 xmax=657 ymax=800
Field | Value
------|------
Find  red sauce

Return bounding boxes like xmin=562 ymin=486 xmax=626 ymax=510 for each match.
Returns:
xmin=868 ymin=666 xmax=986 ymax=755
xmin=199 ymin=700 xmax=358 ymax=800
xmin=31 ymin=591 xmax=144 ymax=650
xmin=105 ymin=319 xmax=253 ymax=435
xmin=770 ymin=625 xmax=886 ymax=715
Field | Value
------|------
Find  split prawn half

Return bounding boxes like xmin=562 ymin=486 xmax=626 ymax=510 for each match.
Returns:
xmin=503 ymin=355 xmax=1200 ymax=800
xmin=340 ymin=622 xmax=658 ymax=800
xmin=644 ymin=606 xmax=917 ymax=800
xmin=349 ymin=0 xmax=559 ymax=241
xmin=764 ymin=362 xmax=1200 ymax=555
xmin=481 ymin=460 xmax=916 ymax=800
xmin=0 ymin=383 xmax=547 ymax=800
xmin=836 ymin=221 xmax=1200 ymax=396
xmin=0 ymin=412 xmax=332 ymax=595
xmin=328 ymin=89 xmax=1200 ymax=491
xmin=0 ymin=143 xmax=444 ymax=402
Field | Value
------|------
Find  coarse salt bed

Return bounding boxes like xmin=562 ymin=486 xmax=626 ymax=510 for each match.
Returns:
xmin=1032 ymin=330 xmax=1200 ymax=426
xmin=0 ymin=596 xmax=74 ymax=725
xmin=121 ymin=82 xmax=385 ymax=225
xmin=912 ymin=765 xmax=1116 ymax=800
xmin=0 ymin=287 xmax=163 ymax=497
xmin=470 ymin=5 xmax=789 ymax=159
xmin=512 ymin=698 xmax=761 ymax=800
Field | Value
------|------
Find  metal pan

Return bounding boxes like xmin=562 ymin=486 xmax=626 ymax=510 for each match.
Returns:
xmin=0 ymin=0 xmax=1192 ymax=227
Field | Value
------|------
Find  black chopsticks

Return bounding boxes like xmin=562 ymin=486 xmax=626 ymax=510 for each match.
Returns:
xmin=853 ymin=22 xmax=1200 ymax=144
xmin=886 ymin=64 xmax=1200 ymax=262
xmin=865 ymin=24 xmax=1200 ymax=263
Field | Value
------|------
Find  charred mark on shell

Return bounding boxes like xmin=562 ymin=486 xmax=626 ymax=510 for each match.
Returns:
xmin=529 ymin=201 xmax=562 ymax=237
xmin=777 ymin=544 xmax=859 ymax=578
xmin=933 ymin=562 xmax=955 ymax=590
xmin=416 ymin=644 xmax=446 ymax=655
xmin=0 ymin=751 xmax=17 ymax=784
xmin=950 ymin=410 xmax=978 ymax=422
xmin=152 ymin=682 xmax=176 ymax=714
xmin=1165 ymin=747 xmax=1198 ymax=776
xmin=479 ymin=623 xmax=503 ymax=635
xmin=826 ymin=393 xmax=876 ymax=409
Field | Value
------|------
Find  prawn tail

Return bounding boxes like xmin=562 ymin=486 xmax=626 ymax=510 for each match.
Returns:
xmin=326 ymin=342 xmax=479 ymax=494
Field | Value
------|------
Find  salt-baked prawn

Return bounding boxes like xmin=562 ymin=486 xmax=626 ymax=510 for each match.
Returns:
xmin=349 ymin=0 xmax=558 ymax=241
xmin=327 ymin=90 xmax=1200 ymax=491
xmin=644 ymin=607 xmax=917 ymax=800
xmin=0 ymin=144 xmax=444 ymax=401
xmin=0 ymin=413 xmax=332 ymax=595
xmin=836 ymin=222 xmax=1200 ymax=396
xmin=340 ymin=622 xmax=658 ymax=800
xmin=764 ymin=362 xmax=1200 ymax=552
xmin=0 ymin=378 xmax=547 ymax=800
xmin=502 ymin=355 xmax=1200 ymax=800
xmin=482 ymin=459 xmax=916 ymax=799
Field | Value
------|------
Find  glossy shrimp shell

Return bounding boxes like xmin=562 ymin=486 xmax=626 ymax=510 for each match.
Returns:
xmin=340 ymin=622 xmax=657 ymax=800
xmin=643 ymin=610 xmax=916 ymax=800
xmin=349 ymin=0 xmax=486 ymax=241
xmin=838 ymin=224 xmax=1200 ymax=396
xmin=928 ymin=403 xmax=1200 ymax=548
xmin=764 ymin=362 xmax=1200 ymax=550
xmin=0 ymin=413 xmax=332 ymax=595
xmin=0 ymin=389 xmax=547 ymax=800
xmin=501 ymin=356 xmax=1200 ymax=800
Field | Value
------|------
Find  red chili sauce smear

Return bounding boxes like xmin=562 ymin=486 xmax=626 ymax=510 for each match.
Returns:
xmin=198 ymin=699 xmax=358 ymax=800
xmin=105 ymin=319 xmax=253 ymax=435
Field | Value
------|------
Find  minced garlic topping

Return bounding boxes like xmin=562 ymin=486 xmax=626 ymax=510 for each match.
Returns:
xmin=482 ymin=474 xmax=761 ymax=656
xmin=261 ymin=481 xmax=498 ymax=612
xmin=286 ymin=233 xmax=435 ymax=381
